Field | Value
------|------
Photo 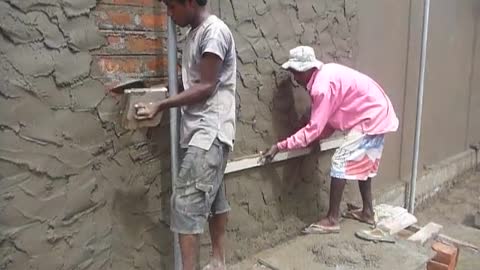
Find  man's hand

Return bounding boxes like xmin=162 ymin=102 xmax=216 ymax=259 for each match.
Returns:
xmin=134 ymin=101 xmax=164 ymax=120
xmin=261 ymin=144 xmax=279 ymax=164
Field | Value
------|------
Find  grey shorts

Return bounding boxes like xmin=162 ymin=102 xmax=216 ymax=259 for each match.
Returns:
xmin=170 ymin=139 xmax=231 ymax=234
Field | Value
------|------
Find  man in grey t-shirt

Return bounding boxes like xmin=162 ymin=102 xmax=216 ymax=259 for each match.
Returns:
xmin=135 ymin=0 xmax=236 ymax=269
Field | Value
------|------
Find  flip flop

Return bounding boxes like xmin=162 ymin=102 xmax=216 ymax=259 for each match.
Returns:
xmin=342 ymin=203 xmax=376 ymax=225
xmin=202 ymin=260 xmax=225 ymax=270
xmin=301 ymin=223 xmax=340 ymax=234
xmin=355 ymin=228 xmax=395 ymax=244
xmin=342 ymin=210 xmax=375 ymax=225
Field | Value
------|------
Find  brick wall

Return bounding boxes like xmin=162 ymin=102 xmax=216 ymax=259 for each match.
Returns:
xmin=93 ymin=0 xmax=168 ymax=89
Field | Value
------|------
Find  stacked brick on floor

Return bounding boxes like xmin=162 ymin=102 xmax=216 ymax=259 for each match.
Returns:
xmin=427 ymin=242 xmax=459 ymax=270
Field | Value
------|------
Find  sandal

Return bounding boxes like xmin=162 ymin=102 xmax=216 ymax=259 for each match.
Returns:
xmin=301 ymin=223 xmax=340 ymax=234
xmin=355 ymin=228 xmax=395 ymax=243
xmin=342 ymin=203 xmax=376 ymax=225
xmin=202 ymin=260 xmax=225 ymax=270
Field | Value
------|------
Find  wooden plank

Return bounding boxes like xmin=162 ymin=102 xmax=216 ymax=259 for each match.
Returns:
xmin=320 ymin=133 xmax=347 ymax=150
xmin=224 ymin=136 xmax=346 ymax=174
xmin=408 ymin=222 xmax=443 ymax=244
xmin=408 ymin=225 xmax=480 ymax=252
xmin=257 ymin=258 xmax=281 ymax=270
xmin=224 ymin=148 xmax=313 ymax=174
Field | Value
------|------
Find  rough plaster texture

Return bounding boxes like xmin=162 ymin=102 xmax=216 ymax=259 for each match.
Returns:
xmin=2 ymin=0 xmax=479 ymax=269
xmin=0 ymin=0 xmax=358 ymax=268
xmin=0 ymin=0 xmax=174 ymax=269
xmin=209 ymin=0 xmax=358 ymax=158
xmin=204 ymin=0 xmax=360 ymax=264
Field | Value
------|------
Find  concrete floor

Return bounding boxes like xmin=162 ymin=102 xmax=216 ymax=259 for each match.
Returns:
xmin=229 ymin=172 xmax=480 ymax=270
xmin=416 ymin=172 xmax=480 ymax=270
xmin=229 ymin=219 xmax=432 ymax=270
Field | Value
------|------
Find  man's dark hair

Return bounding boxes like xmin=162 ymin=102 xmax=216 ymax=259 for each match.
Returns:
xmin=164 ymin=0 xmax=208 ymax=6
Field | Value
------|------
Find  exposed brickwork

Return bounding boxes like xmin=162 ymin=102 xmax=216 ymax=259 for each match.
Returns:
xmin=93 ymin=56 xmax=167 ymax=78
xmin=93 ymin=1 xmax=167 ymax=87
xmin=99 ymin=0 xmax=157 ymax=7
xmin=97 ymin=32 xmax=165 ymax=54
xmin=95 ymin=5 xmax=167 ymax=31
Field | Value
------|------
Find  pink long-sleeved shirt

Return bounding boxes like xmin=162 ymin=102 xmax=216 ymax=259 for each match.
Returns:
xmin=277 ymin=63 xmax=399 ymax=151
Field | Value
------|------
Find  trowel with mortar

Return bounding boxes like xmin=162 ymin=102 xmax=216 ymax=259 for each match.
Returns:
xmin=109 ymin=79 xmax=168 ymax=130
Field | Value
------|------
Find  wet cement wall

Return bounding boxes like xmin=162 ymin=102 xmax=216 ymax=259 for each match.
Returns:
xmin=208 ymin=0 xmax=360 ymax=264
xmin=1 ymin=0 xmax=480 ymax=269
xmin=0 ymin=0 xmax=174 ymax=269
xmin=0 ymin=0 xmax=358 ymax=268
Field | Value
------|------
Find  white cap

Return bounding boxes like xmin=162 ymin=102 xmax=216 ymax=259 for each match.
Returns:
xmin=281 ymin=46 xmax=324 ymax=72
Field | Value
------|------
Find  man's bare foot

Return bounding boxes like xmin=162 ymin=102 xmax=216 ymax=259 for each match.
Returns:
xmin=302 ymin=217 xmax=341 ymax=234
xmin=315 ymin=216 xmax=340 ymax=227
xmin=343 ymin=209 xmax=375 ymax=225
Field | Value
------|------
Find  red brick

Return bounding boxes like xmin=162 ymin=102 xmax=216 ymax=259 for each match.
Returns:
xmin=427 ymin=260 xmax=449 ymax=270
xmin=146 ymin=57 xmax=165 ymax=71
xmin=105 ymin=10 xmax=131 ymax=25
xmin=92 ymin=55 xmax=167 ymax=78
xmin=96 ymin=31 xmax=165 ymax=54
xmin=140 ymin=13 xmax=167 ymax=29
xmin=429 ymin=242 xmax=459 ymax=270
xmin=128 ymin=35 xmax=162 ymax=52
xmin=95 ymin=5 xmax=167 ymax=31
xmin=99 ymin=0 xmax=157 ymax=6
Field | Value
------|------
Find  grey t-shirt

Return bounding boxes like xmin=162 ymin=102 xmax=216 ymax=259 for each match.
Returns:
xmin=180 ymin=15 xmax=236 ymax=151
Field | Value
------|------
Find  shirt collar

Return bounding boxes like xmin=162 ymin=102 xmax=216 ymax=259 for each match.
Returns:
xmin=306 ymin=68 xmax=320 ymax=92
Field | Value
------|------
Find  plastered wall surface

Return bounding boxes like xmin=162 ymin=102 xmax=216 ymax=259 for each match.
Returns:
xmin=0 ymin=0 xmax=174 ymax=269
xmin=1 ymin=0 xmax=480 ymax=269
xmin=400 ymin=0 xmax=480 ymax=179
xmin=207 ymin=0 xmax=360 ymax=264
xmin=355 ymin=0 xmax=410 ymax=194
xmin=466 ymin=2 xmax=480 ymax=147
xmin=0 ymin=0 xmax=359 ymax=268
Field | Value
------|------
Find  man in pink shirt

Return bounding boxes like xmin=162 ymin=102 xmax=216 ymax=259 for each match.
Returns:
xmin=263 ymin=46 xmax=399 ymax=234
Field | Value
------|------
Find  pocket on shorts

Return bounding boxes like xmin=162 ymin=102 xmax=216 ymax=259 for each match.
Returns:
xmin=174 ymin=179 xmax=214 ymax=216
xmin=175 ymin=146 xmax=216 ymax=216
xmin=177 ymin=147 xmax=208 ymax=186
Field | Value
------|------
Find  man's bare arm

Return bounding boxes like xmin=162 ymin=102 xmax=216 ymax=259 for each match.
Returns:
xmin=135 ymin=53 xmax=222 ymax=119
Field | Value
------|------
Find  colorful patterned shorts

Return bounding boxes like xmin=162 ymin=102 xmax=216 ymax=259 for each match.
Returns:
xmin=331 ymin=131 xmax=385 ymax=181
